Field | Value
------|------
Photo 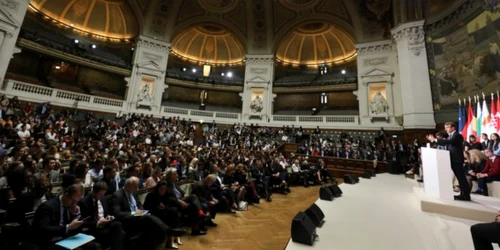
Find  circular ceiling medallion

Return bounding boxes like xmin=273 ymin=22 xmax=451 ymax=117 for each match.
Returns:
xmin=296 ymin=22 xmax=329 ymax=34
xmin=280 ymin=0 xmax=320 ymax=10
xmin=197 ymin=0 xmax=239 ymax=13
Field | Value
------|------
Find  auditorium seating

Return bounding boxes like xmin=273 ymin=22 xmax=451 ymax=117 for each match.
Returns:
xmin=295 ymin=153 xmax=387 ymax=178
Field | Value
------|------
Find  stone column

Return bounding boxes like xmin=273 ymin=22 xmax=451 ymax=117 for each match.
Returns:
xmin=355 ymin=40 xmax=401 ymax=128
xmin=124 ymin=35 xmax=170 ymax=114
xmin=0 ymin=0 xmax=29 ymax=83
xmin=241 ymin=55 xmax=275 ymax=122
xmin=391 ymin=20 xmax=436 ymax=129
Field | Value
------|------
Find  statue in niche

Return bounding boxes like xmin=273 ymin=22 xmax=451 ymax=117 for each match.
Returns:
xmin=250 ymin=95 xmax=263 ymax=113
xmin=137 ymin=83 xmax=152 ymax=103
xmin=370 ymin=91 xmax=388 ymax=114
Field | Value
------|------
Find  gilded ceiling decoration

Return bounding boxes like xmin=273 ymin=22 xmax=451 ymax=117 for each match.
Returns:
xmin=276 ymin=22 xmax=356 ymax=66
xmin=29 ymin=0 xmax=139 ymax=39
xmin=280 ymin=0 xmax=321 ymax=10
xmin=196 ymin=0 xmax=240 ymax=13
xmin=171 ymin=24 xmax=245 ymax=65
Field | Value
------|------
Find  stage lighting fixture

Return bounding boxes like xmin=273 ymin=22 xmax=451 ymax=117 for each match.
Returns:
xmin=341 ymin=69 xmax=346 ymax=75
xmin=182 ymin=68 xmax=187 ymax=72
xmin=227 ymin=72 xmax=233 ymax=78
xmin=74 ymin=39 xmax=79 ymax=44
xmin=92 ymin=45 xmax=96 ymax=49
xmin=192 ymin=68 xmax=197 ymax=73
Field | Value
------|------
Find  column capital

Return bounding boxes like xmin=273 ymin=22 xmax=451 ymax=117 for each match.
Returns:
xmin=137 ymin=35 xmax=171 ymax=52
xmin=245 ymin=55 xmax=274 ymax=65
xmin=355 ymin=40 xmax=395 ymax=56
xmin=391 ymin=20 xmax=426 ymax=56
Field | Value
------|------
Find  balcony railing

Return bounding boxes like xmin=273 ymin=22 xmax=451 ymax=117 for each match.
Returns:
xmin=2 ymin=79 xmax=361 ymax=128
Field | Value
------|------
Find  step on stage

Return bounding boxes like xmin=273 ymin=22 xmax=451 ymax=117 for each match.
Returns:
xmin=285 ymin=174 xmax=500 ymax=250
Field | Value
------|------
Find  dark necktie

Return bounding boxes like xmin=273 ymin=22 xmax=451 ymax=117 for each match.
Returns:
xmin=94 ymin=199 xmax=99 ymax=220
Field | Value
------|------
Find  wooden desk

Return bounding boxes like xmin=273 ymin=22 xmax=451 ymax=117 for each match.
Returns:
xmin=296 ymin=154 xmax=387 ymax=178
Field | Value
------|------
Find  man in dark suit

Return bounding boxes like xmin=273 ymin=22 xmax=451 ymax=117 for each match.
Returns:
xmin=111 ymin=177 xmax=184 ymax=250
xmin=79 ymin=181 xmax=125 ymax=250
xmin=470 ymin=212 xmax=500 ymax=250
xmin=427 ymin=122 xmax=470 ymax=201
xmin=191 ymin=174 xmax=219 ymax=227
xmin=250 ymin=160 xmax=272 ymax=201
xmin=32 ymin=183 xmax=97 ymax=250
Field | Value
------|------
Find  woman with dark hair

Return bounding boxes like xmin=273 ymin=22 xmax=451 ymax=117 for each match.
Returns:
xmin=144 ymin=181 xmax=183 ymax=249
xmin=491 ymin=133 xmax=500 ymax=156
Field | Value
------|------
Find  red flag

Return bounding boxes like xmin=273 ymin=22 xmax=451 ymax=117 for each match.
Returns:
xmin=463 ymin=103 xmax=473 ymax=138
xmin=492 ymin=97 xmax=498 ymax=133
xmin=497 ymin=97 xmax=500 ymax=133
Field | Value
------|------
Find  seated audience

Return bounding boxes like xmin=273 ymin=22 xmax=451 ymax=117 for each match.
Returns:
xmin=466 ymin=149 xmax=487 ymax=190
xmin=32 ymin=183 xmax=97 ymax=250
xmin=79 ymin=181 xmax=126 ymax=250
xmin=475 ymin=149 xmax=500 ymax=196
xmin=165 ymin=168 xmax=208 ymax=236
xmin=192 ymin=174 xmax=220 ymax=227
xmin=144 ymin=181 xmax=184 ymax=249
xmin=111 ymin=177 xmax=184 ymax=250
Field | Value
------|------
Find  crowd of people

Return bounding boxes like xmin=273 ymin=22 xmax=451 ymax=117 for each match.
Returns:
xmin=0 ymin=96 xmax=353 ymax=250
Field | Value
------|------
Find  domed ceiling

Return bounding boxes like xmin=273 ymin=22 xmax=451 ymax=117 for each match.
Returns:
xmin=276 ymin=22 xmax=356 ymax=66
xmin=29 ymin=0 xmax=139 ymax=39
xmin=171 ymin=24 xmax=245 ymax=65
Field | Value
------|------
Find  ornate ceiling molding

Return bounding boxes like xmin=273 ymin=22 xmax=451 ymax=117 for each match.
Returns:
xmin=425 ymin=0 xmax=483 ymax=35
xmin=245 ymin=55 xmax=274 ymax=65
xmin=391 ymin=20 xmax=425 ymax=56
xmin=355 ymin=40 xmax=394 ymax=56
xmin=137 ymin=36 xmax=170 ymax=52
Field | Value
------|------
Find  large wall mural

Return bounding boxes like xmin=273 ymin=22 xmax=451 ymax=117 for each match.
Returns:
xmin=427 ymin=2 xmax=500 ymax=110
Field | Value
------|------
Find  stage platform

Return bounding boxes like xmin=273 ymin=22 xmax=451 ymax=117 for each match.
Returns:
xmin=285 ymin=174 xmax=500 ymax=250
xmin=413 ymin=184 xmax=500 ymax=223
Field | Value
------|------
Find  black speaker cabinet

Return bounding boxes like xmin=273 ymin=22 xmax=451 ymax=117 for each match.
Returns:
xmin=305 ymin=203 xmax=325 ymax=227
xmin=362 ymin=171 xmax=372 ymax=179
xmin=366 ymin=168 xmax=376 ymax=177
xmin=353 ymin=175 xmax=360 ymax=183
xmin=387 ymin=161 xmax=399 ymax=174
xmin=319 ymin=186 xmax=334 ymax=201
xmin=291 ymin=212 xmax=317 ymax=246
xmin=328 ymin=184 xmax=343 ymax=197
xmin=343 ymin=174 xmax=358 ymax=184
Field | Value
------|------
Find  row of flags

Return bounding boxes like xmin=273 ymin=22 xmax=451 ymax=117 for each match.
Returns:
xmin=459 ymin=92 xmax=500 ymax=140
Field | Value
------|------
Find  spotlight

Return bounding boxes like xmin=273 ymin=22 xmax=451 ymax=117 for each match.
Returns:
xmin=74 ymin=39 xmax=79 ymax=44
xmin=92 ymin=45 xmax=96 ymax=49
xmin=221 ymin=73 xmax=225 ymax=76
xmin=55 ymin=66 xmax=61 ymax=70
xmin=227 ymin=72 xmax=233 ymax=78
xmin=182 ymin=68 xmax=187 ymax=72
xmin=341 ymin=70 xmax=346 ymax=75
xmin=192 ymin=68 xmax=197 ymax=73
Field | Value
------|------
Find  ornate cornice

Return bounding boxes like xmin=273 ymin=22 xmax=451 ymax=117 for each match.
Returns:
xmin=273 ymin=83 xmax=356 ymax=94
xmin=137 ymin=36 xmax=171 ymax=52
xmin=355 ymin=40 xmax=395 ymax=56
xmin=165 ymin=77 xmax=243 ymax=92
xmin=426 ymin=0 xmax=484 ymax=35
xmin=245 ymin=55 xmax=274 ymax=65
xmin=17 ymin=38 xmax=131 ymax=76
xmin=391 ymin=20 xmax=425 ymax=56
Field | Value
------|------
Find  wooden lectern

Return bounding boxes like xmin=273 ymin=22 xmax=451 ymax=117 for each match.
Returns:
xmin=420 ymin=147 xmax=454 ymax=200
